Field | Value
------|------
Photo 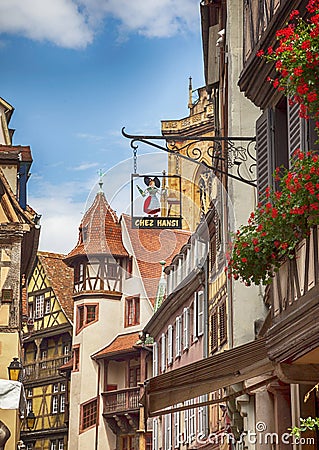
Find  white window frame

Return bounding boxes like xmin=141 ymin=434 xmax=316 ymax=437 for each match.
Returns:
xmin=175 ymin=316 xmax=182 ymax=358
xmin=183 ymin=308 xmax=189 ymax=351
xmin=58 ymin=441 xmax=64 ymax=450
xmin=193 ymin=293 xmax=198 ymax=341
xmin=161 ymin=333 xmax=166 ymax=373
xmin=167 ymin=325 xmax=173 ymax=366
xmin=184 ymin=403 xmax=189 ymax=444
xmin=153 ymin=342 xmax=158 ymax=377
xmin=35 ymin=294 xmax=44 ymax=318
xmin=198 ymin=291 xmax=204 ymax=337
xmin=189 ymin=399 xmax=196 ymax=443
xmin=60 ymin=394 xmax=65 ymax=413
xmin=198 ymin=395 xmax=208 ymax=438
xmin=174 ymin=411 xmax=180 ymax=448
xmin=40 ymin=349 xmax=47 ymax=368
xmin=52 ymin=395 xmax=59 ymax=414
xmin=153 ymin=418 xmax=159 ymax=450
xmin=165 ymin=414 xmax=172 ymax=450
xmin=45 ymin=298 xmax=51 ymax=314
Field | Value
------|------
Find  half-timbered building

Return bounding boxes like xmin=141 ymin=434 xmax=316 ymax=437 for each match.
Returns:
xmin=21 ymin=252 xmax=73 ymax=450
xmin=0 ymin=96 xmax=40 ymax=450
xmin=146 ymin=0 xmax=319 ymax=447
xmin=238 ymin=0 xmax=319 ymax=445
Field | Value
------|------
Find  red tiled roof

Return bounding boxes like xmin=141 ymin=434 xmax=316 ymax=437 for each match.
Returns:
xmin=93 ymin=332 xmax=140 ymax=359
xmin=0 ymin=145 xmax=32 ymax=162
xmin=122 ymin=215 xmax=190 ymax=305
xmin=37 ymin=251 xmax=74 ymax=321
xmin=65 ymin=192 xmax=127 ymax=261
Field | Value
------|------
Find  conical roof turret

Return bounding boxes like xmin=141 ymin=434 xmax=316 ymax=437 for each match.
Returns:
xmin=65 ymin=191 xmax=127 ymax=262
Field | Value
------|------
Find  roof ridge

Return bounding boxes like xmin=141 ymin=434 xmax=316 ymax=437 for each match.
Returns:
xmin=38 ymin=251 xmax=66 ymax=259
xmin=83 ymin=191 xmax=118 ymax=225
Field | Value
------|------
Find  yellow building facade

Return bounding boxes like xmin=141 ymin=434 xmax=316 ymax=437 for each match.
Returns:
xmin=162 ymin=83 xmax=215 ymax=231
xmin=0 ymin=96 xmax=39 ymax=450
xmin=21 ymin=252 xmax=73 ymax=450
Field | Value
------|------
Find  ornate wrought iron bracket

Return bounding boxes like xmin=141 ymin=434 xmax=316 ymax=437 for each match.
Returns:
xmin=122 ymin=128 xmax=257 ymax=187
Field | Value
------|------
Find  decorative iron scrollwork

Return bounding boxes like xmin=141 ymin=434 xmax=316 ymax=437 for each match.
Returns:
xmin=122 ymin=128 xmax=257 ymax=187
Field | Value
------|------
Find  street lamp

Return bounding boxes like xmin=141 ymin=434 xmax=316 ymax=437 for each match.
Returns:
xmin=26 ymin=411 xmax=36 ymax=430
xmin=7 ymin=357 xmax=23 ymax=381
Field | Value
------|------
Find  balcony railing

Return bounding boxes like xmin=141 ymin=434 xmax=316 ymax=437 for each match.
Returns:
xmin=265 ymin=226 xmax=319 ymax=317
xmin=24 ymin=355 xmax=71 ymax=381
xmin=102 ymin=387 xmax=140 ymax=414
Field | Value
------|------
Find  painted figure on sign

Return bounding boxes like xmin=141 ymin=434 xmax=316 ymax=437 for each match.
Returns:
xmin=137 ymin=177 xmax=161 ymax=216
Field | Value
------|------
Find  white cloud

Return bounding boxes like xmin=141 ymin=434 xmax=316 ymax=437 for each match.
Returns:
xmin=29 ymin=178 xmax=88 ymax=253
xmin=0 ymin=0 xmax=199 ymax=49
xmin=30 ymin=195 xmax=83 ymax=254
xmin=75 ymin=132 xmax=105 ymax=141
xmin=0 ymin=0 xmax=93 ymax=48
xmin=73 ymin=162 xmax=99 ymax=171
xmin=95 ymin=0 xmax=199 ymax=38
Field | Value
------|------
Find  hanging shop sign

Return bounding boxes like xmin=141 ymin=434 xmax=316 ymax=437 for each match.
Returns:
xmin=131 ymin=174 xmax=182 ymax=229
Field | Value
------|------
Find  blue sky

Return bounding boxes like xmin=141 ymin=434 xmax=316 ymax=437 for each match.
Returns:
xmin=0 ymin=0 xmax=204 ymax=253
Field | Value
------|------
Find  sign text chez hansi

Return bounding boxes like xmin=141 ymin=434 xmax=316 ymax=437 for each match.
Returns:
xmin=132 ymin=217 xmax=182 ymax=229
xmin=131 ymin=173 xmax=182 ymax=229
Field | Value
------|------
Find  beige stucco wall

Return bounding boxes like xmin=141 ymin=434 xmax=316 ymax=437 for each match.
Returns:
xmin=225 ymin=2 xmax=269 ymax=449
xmin=226 ymin=0 xmax=267 ymax=348
xmin=68 ymin=219 xmax=156 ymax=449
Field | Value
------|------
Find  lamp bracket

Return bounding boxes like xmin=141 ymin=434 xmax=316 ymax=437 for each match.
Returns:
xmin=122 ymin=128 xmax=257 ymax=187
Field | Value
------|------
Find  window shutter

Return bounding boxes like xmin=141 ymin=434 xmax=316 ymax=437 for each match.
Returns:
xmin=198 ymin=291 xmax=204 ymax=336
xmin=193 ymin=293 xmax=198 ymax=340
xmin=174 ymin=412 xmax=180 ymax=448
xmin=161 ymin=333 xmax=166 ymax=373
xmin=189 ymin=399 xmax=196 ymax=442
xmin=198 ymin=395 xmax=208 ymax=437
xmin=184 ymin=402 xmax=189 ymax=444
xmin=211 ymin=310 xmax=218 ymax=353
xmin=153 ymin=418 xmax=158 ymax=450
xmin=288 ymin=100 xmax=304 ymax=159
xmin=168 ymin=325 xmax=173 ymax=366
xmin=256 ymin=109 xmax=274 ymax=199
xmin=208 ymin=25 xmax=220 ymax=86
xmin=183 ymin=308 xmax=189 ymax=350
xmin=165 ymin=414 xmax=172 ymax=450
xmin=175 ymin=317 xmax=181 ymax=357
xmin=153 ymin=342 xmax=158 ymax=377
xmin=210 ymin=235 xmax=217 ymax=274
xmin=219 ymin=300 xmax=227 ymax=345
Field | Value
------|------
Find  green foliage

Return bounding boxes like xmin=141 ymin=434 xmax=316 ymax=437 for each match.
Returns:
xmin=290 ymin=417 xmax=319 ymax=439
